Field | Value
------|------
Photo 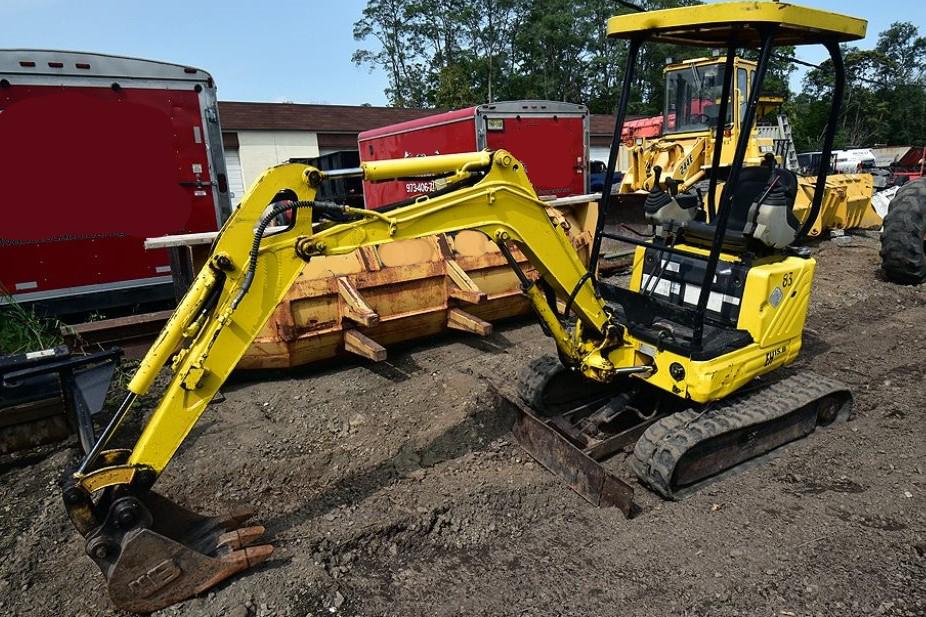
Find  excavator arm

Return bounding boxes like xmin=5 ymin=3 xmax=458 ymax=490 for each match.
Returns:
xmin=63 ymin=150 xmax=620 ymax=612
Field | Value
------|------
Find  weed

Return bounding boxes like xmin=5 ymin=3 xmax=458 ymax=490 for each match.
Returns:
xmin=0 ymin=287 xmax=63 ymax=355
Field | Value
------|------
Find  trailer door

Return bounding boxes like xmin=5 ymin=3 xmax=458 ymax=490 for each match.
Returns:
xmin=482 ymin=113 xmax=587 ymax=197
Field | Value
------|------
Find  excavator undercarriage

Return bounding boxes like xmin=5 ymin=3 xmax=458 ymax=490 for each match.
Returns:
xmin=61 ymin=2 xmax=869 ymax=612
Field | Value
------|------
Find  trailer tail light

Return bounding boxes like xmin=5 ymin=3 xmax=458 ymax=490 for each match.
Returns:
xmin=19 ymin=61 xmax=35 ymax=67
xmin=48 ymin=62 xmax=64 ymax=68
xmin=76 ymin=63 xmax=91 ymax=69
xmin=184 ymin=67 xmax=197 ymax=74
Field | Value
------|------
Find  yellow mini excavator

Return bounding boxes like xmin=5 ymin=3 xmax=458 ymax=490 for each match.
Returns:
xmin=62 ymin=2 xmax=866 ymax=612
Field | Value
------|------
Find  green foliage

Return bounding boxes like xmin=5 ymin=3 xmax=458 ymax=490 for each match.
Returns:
xmin=790 ymin=22 xmax=926 ymax=151
xmin=354 ymin=3 xmax=925 ymax=155
xmin=353 ymin=0 xmax=704 ymax=113
xmin=0 ymin=292 xmax=62 ymax=356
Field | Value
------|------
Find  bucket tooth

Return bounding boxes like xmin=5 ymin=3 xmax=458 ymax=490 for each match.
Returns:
xmin=215 ymin=525 xmax=267 ymax=551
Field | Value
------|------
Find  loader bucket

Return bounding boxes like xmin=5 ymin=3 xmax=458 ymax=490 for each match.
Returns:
xmin=240 ymin=201 xmax=598 ymax=369
xmin=793 ymin=173 xmax=880 ymax=236
xmin=80 ymin=490 xmax=271 ymax=613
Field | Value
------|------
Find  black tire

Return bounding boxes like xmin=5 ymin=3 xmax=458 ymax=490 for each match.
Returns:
xmin=880 ymin=178 xmax=926 ymax=284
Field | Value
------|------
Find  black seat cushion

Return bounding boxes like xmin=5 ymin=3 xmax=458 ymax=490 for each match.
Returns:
xmin=682 ymin=165 xmax=794 ymax=251
xmin=767 ymin=167 xmax=800 ymax=230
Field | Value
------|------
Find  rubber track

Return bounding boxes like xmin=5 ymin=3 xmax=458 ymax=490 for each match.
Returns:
xmin=516 ymin=355 xmax=564 ymax=409
xmin=632 ymin=372 xmax=852 ymax=500
xmin=880 ymin=177 xmax=926 ymax=285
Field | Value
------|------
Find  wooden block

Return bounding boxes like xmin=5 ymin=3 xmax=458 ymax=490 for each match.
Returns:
xmin=344 ymin=330 xmax=387 ymax=362
xmin=337 ymin=277 xmax=379 ymax=327
xmin=447 ymin=308 xmax=493 ymax=336
xmin=446 ymin=259 xmax=486 ymax=304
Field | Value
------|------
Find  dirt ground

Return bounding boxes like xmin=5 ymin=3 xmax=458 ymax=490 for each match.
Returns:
xmin=2 ymin=230 xmax=925 ymax=617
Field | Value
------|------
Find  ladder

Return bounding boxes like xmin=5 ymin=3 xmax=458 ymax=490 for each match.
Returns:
xmin=776 ymin=114 xmax=800 ymax=172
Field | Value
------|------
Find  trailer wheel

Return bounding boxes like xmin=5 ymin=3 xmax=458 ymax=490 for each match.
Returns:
xmin=880 ymin=177 xmax=926 ymax=284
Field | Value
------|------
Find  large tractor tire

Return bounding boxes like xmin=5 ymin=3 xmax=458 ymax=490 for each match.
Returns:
xmin=880 ymin=177 xmax=926 ymax=284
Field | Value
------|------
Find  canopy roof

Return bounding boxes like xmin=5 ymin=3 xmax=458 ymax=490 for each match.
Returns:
xmin=607 ymin=2 xmax=867 ymax=47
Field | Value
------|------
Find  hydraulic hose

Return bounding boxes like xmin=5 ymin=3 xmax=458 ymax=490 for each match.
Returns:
xmin=232 ymin=200 xmax=346 ymax=309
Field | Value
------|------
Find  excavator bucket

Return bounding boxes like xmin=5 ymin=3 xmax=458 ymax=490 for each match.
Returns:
xmin=79 ymin=490 xmax=271 ymax=613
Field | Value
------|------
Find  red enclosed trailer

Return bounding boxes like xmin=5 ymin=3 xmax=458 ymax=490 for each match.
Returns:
xmin=0 ymin=50 xmax=231 ymax=314
xmin=357 ymin=101 xmax=589 ymax=209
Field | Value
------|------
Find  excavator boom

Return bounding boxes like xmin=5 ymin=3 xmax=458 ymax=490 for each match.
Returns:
xmin=63 ymin=150 xmax=616 ymax=612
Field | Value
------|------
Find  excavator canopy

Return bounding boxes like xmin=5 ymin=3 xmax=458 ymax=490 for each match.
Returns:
xmin=607 ymin=1 xmax=867 ymax=47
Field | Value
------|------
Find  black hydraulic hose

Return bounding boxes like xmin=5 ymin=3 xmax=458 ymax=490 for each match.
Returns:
xmin=233 ymin=200 xmax=344 ymax=309
xmin=564 ymin=271 xmax=594 ymax=318
xmin=77 ymin=392 xmax=137 ymax=474
xmin=620 ymin=223 xmax=652 ymax=238
xmin=796 ymin=41 xmax=845 ymax=241
xmin=706 ymin=43 xmax=738 ymax=221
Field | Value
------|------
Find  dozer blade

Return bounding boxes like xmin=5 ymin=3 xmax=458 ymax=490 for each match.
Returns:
xmin=82 ymin=490 xmax=272 ymax=613
xmin=510 ymin=396 xmax=636 ymax=516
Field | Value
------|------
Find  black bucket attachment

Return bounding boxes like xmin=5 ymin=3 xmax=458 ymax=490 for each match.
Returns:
xmin=81 ymin=490 xmax=272 ymax=613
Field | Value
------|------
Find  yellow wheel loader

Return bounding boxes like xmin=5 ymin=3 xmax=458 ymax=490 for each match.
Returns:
xmin=616 ymin=52 xmax=880 ymax=237
xmin=62 ymin=2 xmax=866 ymax=612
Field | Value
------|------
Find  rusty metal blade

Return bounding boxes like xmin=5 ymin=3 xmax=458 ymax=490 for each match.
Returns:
xmin=508 ymin=396 xmax=635 ymax=516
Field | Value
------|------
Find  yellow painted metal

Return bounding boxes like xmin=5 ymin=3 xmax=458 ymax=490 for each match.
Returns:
xmin=607 ymin=2 xmax=867 ymax=47
xmin=793 ymin=173 xmax=881 ymax=236
xmin=76 ymin=151 xmax=608 ymax=491
xmin=361 ymin=151 xmax=491 ymax=182
xmin=618 ymin=52 xmax=880 ymax=237
xmin=78 ymin=146 xmax=822 ymax=496
xmin=79 ymin=465 xmax=138 ymax=493
xmin=119 ymin=163 xmax=321 ymax=480
xmin=240 ymin=202 xmax=596 ymax=370
xmin=128 ymin=267 xmax=219 ymax=396
xmin=626 ymin=245 xmax=815 ymax=403
xmin=620 ymin=56 xmax=774 ymax=195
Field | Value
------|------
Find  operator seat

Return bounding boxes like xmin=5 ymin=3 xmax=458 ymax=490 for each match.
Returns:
xmin=682 ymin=162 xmax=800 ymax=252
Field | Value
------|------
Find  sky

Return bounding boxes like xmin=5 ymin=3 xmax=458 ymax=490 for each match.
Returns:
xmin=1 ymin=0 xmax=923 ymax=108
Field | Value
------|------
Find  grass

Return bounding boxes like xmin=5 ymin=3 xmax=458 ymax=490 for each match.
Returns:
xmin=0 ymin=288 xmax=63 ymax=355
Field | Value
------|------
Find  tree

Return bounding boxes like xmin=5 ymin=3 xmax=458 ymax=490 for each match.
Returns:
xmin=352 ymin=0 xmax=428 ymax=107
xmin=352 ymin=0 xmax=705 ymax=111
xmin=789 ymin=22 xmax=926 ymax=151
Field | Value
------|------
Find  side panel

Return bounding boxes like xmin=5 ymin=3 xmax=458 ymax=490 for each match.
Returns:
xmin=359 ymin=117 xmax=476 ymax=209
xmin=483 ymin=114 xmax=587 ymax=198
xmin=0 ymin=84 xmax=220 ymax=300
